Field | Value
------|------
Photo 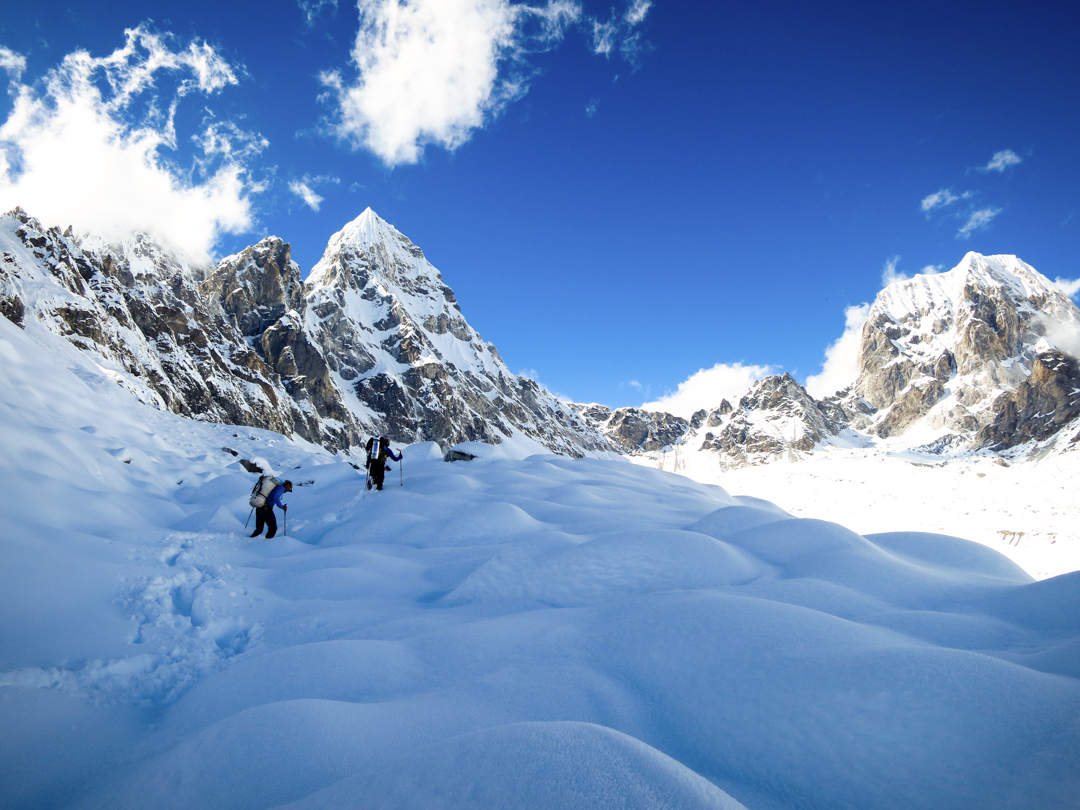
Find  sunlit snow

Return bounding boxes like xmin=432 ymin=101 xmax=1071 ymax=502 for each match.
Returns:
xmin=1 ymin=314 xmax=1078 ymax=809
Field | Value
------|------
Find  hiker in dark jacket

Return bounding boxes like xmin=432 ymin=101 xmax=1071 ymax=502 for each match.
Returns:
xmin=365 ymin=436 xmax=402 ymax=491
xmin=251 ymin=480 xmax=292 ymax=538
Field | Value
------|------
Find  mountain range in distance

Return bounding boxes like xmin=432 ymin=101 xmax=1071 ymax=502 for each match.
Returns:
xmin=2 ymin=205 xmax=1079 ymax=470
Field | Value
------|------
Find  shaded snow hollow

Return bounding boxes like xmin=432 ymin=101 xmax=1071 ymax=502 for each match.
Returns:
xmin=1 ymin=314 xmax=1078 ymax=809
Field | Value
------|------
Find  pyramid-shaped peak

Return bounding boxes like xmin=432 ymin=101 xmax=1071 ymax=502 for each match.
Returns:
xmin=333 ymin=207 xmax=405 ymax=248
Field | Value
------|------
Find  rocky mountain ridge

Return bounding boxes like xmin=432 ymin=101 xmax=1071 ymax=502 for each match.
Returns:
xmin=0 ymin=207 xmax=614 ymax=459
xmin=4 ymin=207 xmax=1077 ymax=470
xmin=580 ymin=253 xmax=1080 ymax=468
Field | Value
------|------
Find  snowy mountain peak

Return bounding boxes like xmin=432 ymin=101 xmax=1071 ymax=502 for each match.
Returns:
xmin=876 ymin=253 xmax=1073 ymax=327
xmin=307 ymin=207 xmax=430 ymax=292
xmin=856 ymin=251 xmax=1080 ymax=441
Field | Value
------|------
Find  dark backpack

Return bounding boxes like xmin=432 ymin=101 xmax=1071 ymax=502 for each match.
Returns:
xmin=367 ymin=436 xmax=387 ymax=466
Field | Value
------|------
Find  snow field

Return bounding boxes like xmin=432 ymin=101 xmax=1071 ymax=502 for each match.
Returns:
xmin=689 ymin=446 xmax=1080 ymax=580
xmin=1 ymin=314 xmax=1079 ymax=809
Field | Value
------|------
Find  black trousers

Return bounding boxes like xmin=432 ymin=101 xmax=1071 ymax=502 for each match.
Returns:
xmin=368 ymin=461 xmax=388 ymax=490
xmin=252 ymin=504 xmax=277 ymax=537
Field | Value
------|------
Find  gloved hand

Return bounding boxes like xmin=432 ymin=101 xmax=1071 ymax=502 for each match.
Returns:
xmin=283 ymin=504 xmax=288 ymax=512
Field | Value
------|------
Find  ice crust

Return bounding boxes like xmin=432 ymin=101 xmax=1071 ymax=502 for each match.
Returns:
xmin=1 ymin=313 xmax=1078 ymax=810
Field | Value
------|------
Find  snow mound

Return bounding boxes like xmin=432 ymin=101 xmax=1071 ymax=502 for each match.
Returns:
xmin=278 ymin=722 xmax=750 ymax=810
xmin=1 ymin=313 xmax=1078 ymax=810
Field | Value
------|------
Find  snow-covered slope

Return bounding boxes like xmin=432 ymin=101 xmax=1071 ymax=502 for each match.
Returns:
xmin=294 ymin=208 xmax=608 ymax=454
xmin=854 ymin=252 xmax=1080 ymax=441
xmin=0 ymin=207 xmax=613 ymax=459
xmin=587 ymin=253 xmax=1080 ymax=475
xmin=2 ymin=299 xmax=1078 ymax=810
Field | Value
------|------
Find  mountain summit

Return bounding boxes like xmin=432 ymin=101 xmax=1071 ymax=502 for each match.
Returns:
xmin=579 ymin=252 xmax=1080 ymax=467
xmin=0 ymin=207 xmax=613 ymax=458
xmin=853 ymin=252 xmax=1080 ymax=441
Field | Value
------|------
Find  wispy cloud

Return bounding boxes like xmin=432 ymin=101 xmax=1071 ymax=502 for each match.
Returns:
xmin=984 ymin=149 xmax=1022 ymax=172
xmin=957 ymin=207 xmax=1002 ymax=239
xmin=805 ymin=303 xmax=870 ymax=399
xmin=591 ymin=0 xmax=654 ymax=63
xmin=0 ymin=27 xmax=264 ymax=260
xmin=1053 ymin=277 xmax=1080 ymax=299
xmin=920 ymin=188 xmax=970 ymax=213
xmin=881 ymin=255 xmax=907 ymax=286
xmin=881 ymin=256 xmax=941 ymax=288
xmin=0 ymin=46 xmax=26 ymax=81
xmin=289 ymin=180 xmax=322 ymax=211
xmin=321 ymin=0 xmax=650 ymax=166
xmin=298 ymin=0 xmax=338 ymax=25
xmin=641 ymin=362 xmax=773 ymax=419
xmin=288 ymin=174 xmax=339 ymax=211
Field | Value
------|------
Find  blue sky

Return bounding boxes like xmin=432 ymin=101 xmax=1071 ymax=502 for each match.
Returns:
xmin=1 ymin=0 xmax=1078 ymax=413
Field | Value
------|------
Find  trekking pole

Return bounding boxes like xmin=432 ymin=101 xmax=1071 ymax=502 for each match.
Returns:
xmin=283 ymin=506 xmax=287 ymax=537
xmin=245 ymin=507 xmax=253 ymax=528
xmin=400 ymin=455 xmax=403 ymax=487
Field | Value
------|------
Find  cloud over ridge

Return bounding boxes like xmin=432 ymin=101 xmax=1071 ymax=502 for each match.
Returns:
xmin=641 ymin=362 xmax=773 ymax=419
xmin=0 ymin=26 xmax=264 ymax=260
xmin=805 ymin=303 xmax=870 ymax=399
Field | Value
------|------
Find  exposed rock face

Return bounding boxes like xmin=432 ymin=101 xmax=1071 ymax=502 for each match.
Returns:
xmin=976 ymin=351 xmax=1080 ymax=450
xmin=573 ymin=404 xmax=689 ymax=453
xmin=577 ymin=375 xmax=842 ymax=467
xmin=0 ymin=207 xmax=614 ymax=458
xmin=288 ymin=210 xmax=613 ymax=455
xmin=0 ymin=208 xmax=310 ymax=437
xmin=703 ymin=373 xmax=843 ymax=460
xmin=578 ymin=254 xmax=1080 ymax=469
xmin=7 ymin=210 xmax=1078 ymax=468
xmin=854 ymin=253 xmax=1080 ymax=442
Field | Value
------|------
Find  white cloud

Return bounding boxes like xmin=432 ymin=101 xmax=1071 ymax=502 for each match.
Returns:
xmin=641 ymin=362 xmax=773 ymax=419
xmin=289 ymin=180 xmax=323 ymax=211
xmin=1035 ymin=312 xmax=1080 ymax=358
xmin=985 ymin=149 xmax=1022 ymax=172
xmin=322 ymin=0 xmax=582 ymax=166
xmin=882 ymin=257 xmax=942 ymax=288
xmin=288 ymin=174 xmax=339 ymax=211
xmin=957 ymin=207 xmax=1002 ymax=239
xmin=805 ymin=303 xmax=870 ymax=399
xmin=881 ymin=255 xmax=907 ymax=286
xmin=322 ymin=0 xmax=650 ymax=166
xmin=1053 ymin=277 xmax=1080 ymax=299
xmin=0 ymin=46 xmax=26 ymax=81
xmin=626 ymin=0 xmax=652 ymax=25
xmin=920 ymin=188 xmax=959 ymax=213
xmin=585 ymin=99 xmax=598 ymax=117
xmin=0 ymin=26 xmax=263 ymax=261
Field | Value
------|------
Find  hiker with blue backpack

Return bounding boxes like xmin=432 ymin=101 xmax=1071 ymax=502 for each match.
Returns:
xmin=365 ymin=436 xmax=401 ymax=491
xmin=249 ymin=476 xmax=292 ymax=538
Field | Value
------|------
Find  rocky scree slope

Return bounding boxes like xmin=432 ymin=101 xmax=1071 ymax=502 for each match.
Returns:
xmin=0 ymin=207 xmax=613 ymax=458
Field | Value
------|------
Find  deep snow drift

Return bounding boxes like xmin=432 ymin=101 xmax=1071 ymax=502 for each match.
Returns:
xmin=1 ymin=314 xmax=1079 ymax=810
